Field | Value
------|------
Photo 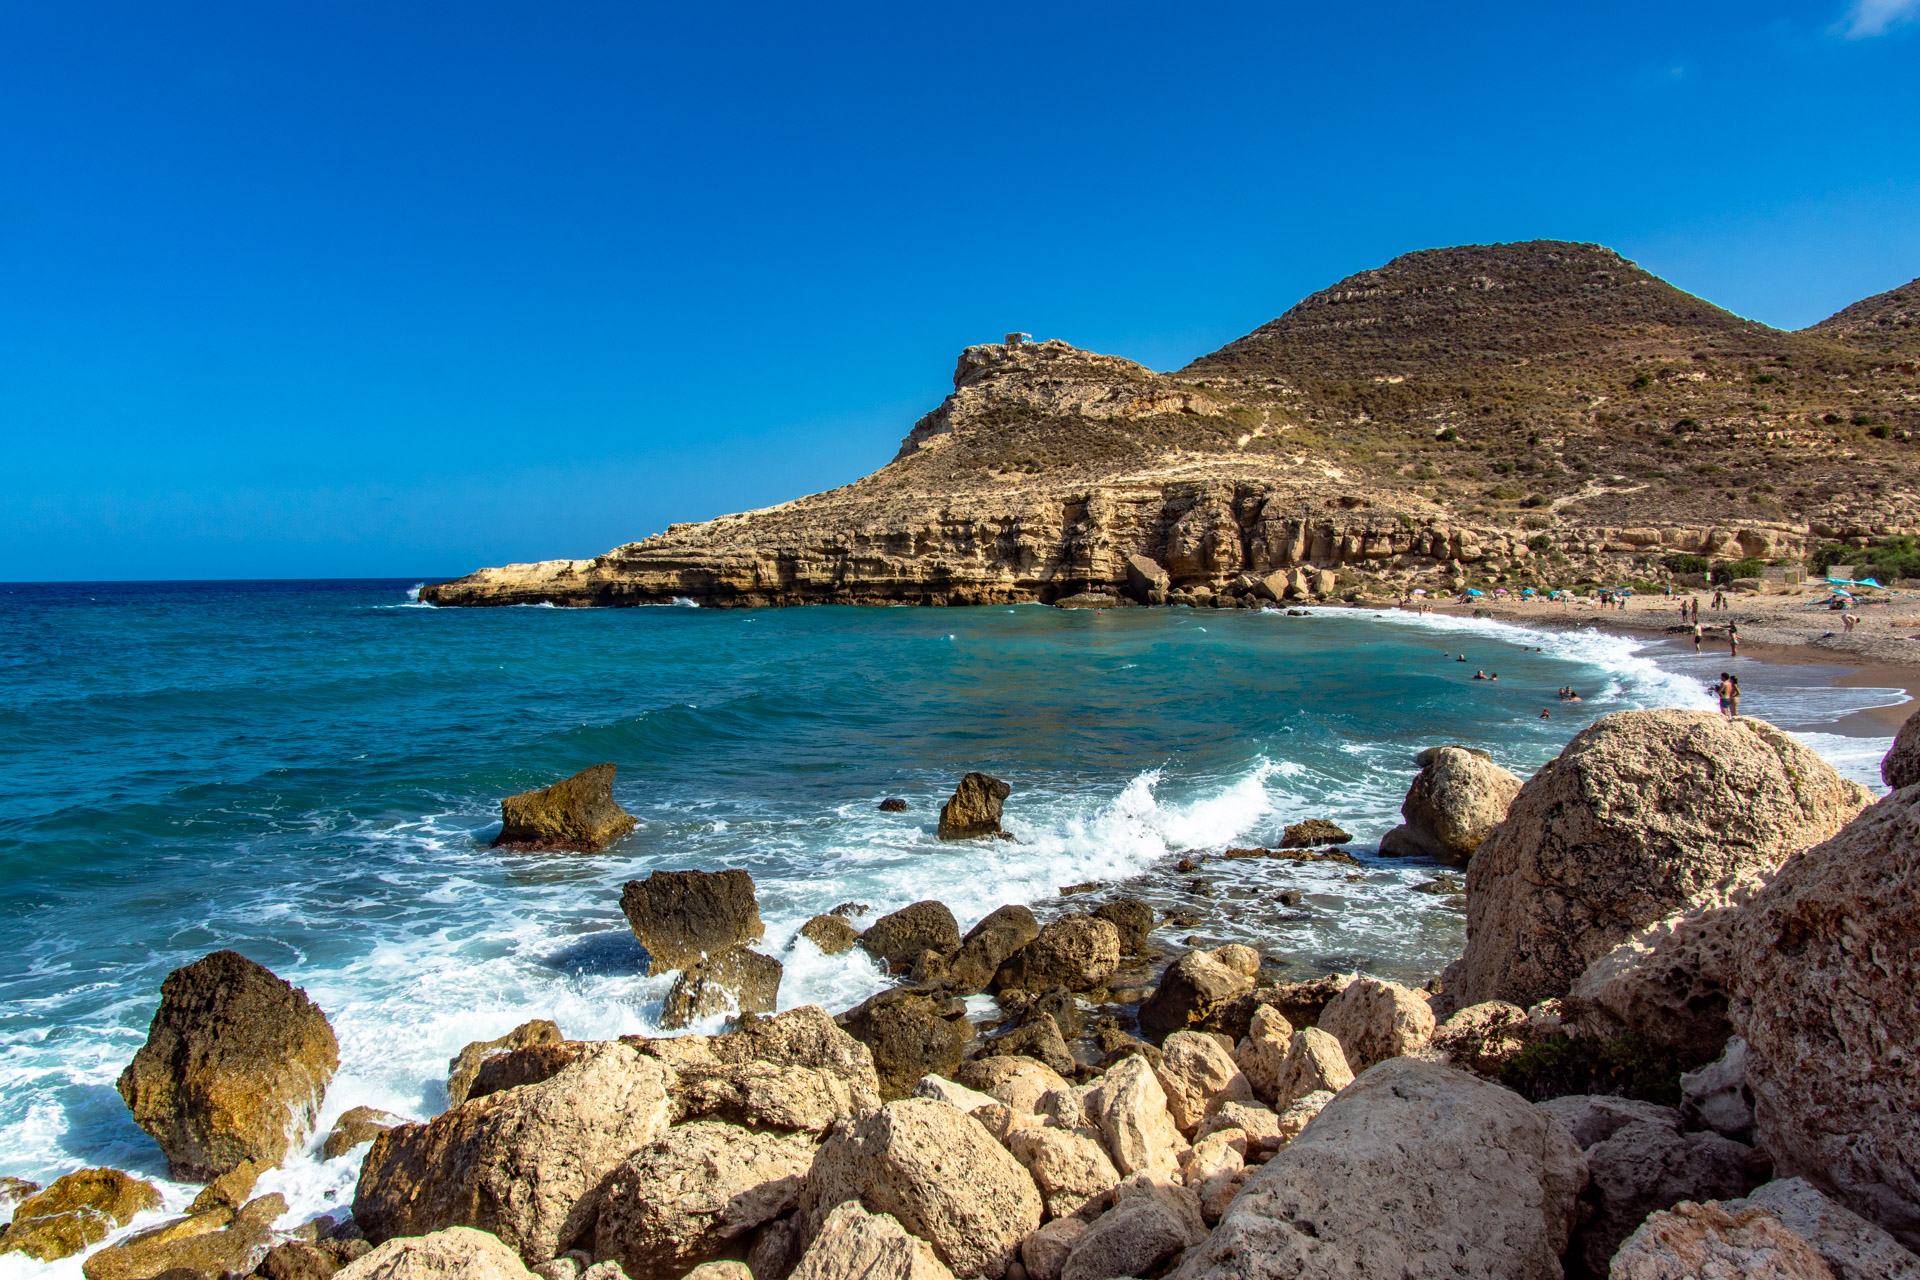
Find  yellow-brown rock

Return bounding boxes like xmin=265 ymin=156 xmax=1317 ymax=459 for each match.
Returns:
xmin=0 ymin=1168 xmax=163 ymax=1263
xmin=492 ymin=764 xmax=635 ymax=852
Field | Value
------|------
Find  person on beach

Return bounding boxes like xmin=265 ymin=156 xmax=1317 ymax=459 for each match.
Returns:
xmin=1729 ymin=620 xmax=1740 ymax=656
xmin=1692 ymin=621 xmax=1703 ymax=653
xmin=1844 ymin=613 xmax=1858 ymax=634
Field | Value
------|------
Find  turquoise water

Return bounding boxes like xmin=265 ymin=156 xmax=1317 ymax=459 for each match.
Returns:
xmin=0 ymin=579 xmax=1893 ymax=1266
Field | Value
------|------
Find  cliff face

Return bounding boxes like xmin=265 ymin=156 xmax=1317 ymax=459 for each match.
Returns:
xmin=422 ymin=244 xmax=1920 ymax=609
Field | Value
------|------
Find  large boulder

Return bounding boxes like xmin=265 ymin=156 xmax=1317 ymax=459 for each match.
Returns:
xmin=1138 ymin=951 xmax=1253 ymax=1040
xmin=1449 ymin=711 xmax=1870 ymax=1009
xmin=1156 ymin=1031 xmax=1254 ymax=1133
xmin=1883 ymin=713 xmax=1920 ymax=789
xmin=1021 ymin=1218 xmax=1087 ymax=1280
xmin=1091 ymin=898 xmax=1154 ymax=958
xmin=659 ymin=946 xmax=783 ymax=1029
xmin=938 ymin=774 xmax=1012 ymax=840
xmin=1315 ymin=977 xmax=1435 ymax=1072
xmin=449 ymin=1019 xmax=563 ymax=1108
xmin=796 ymin=914 xmax=860 ymax=956
xmin=333 ymin=1226 xmax=542 ymax=1280
xmin=1005 ymin=1126 xmax=1121 ymax=1220
xmin=639 ymin=1005 xmax=881 ymax=1132
xmin=941 ymin=905 xmax=1040 ymax=995
xmin=0 ymin=1168 xmax=162 ymax=1263
xmin=1271 ymin=1028 xmax=1352 ymax=1110
xmin=836 ymin=986 xmax=971 ymax=1102
xmin=1732 ymin=1178 xmax=1920 ymax=1280
xmin=1083 ymin=1054 xmax=1183 ymax=1180
xmin=353 ymin=1041 xmax=674 ymax=1264
xmin=1060 ymin=1183 xmax=1207 ymax=1280
xmin=1173 ymin=1059 xmax=1587 ymax=1280
xmin=1575 ymin=1121 xmax=1763 ymax=1273
xmin=955 ymin=1056 xmax=1072 ymax=1113
xmin=1610 ymin=1201 xmax=1836 ymax=1280
xmin=861 ymin=901 xmax=962 ymax=970
xmin=117 ymin=949 xmax=340 ymax=1179
xmin=803 ymin=1097 xmax=1042 ymax=1279
xmin=1379 ymin=746 xmax=1522 ymax=862
xmin=790 ymin=1200 xmax=954 ymax=1280
xmin=79 ymin=1192 xmax=285 ymax=1280
xmin=493 ymin=764 xmax=636 ymax=851
xmin=620 ymin=869 xmax=765 ymax=974
xmin=1231 ymin=1005 xmax=1294 ymax=1104
xmin=992 ymin=916 xmax=1119 ymax=994
xmin=1125 ymin=553 xmax=1170 ymax=606
xmin=1729 ymin=785 xmax=1920 ymax=1250
xmin=591 ymin=1121 xmax=816 ymax=1279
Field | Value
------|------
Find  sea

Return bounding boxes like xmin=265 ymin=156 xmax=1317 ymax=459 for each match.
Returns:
xmin=0 ymin=578 xmax=1902 ymax=1274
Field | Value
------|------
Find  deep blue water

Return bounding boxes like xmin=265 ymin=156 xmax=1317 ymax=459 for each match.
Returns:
xmin=0 ymin=578 xmax=1895 ymax=1267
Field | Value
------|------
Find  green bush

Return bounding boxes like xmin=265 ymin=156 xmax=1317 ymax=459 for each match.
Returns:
xmin=1871 ymin=423 xmax=1892 ymax=439
xmin=1662 ymin=553 xmax=1709 ymax=574
xmin=1712 ymin=557 xmax=1768 ymax=584
xmin=1814 ymin=536 xmax=1920 ymax=582
xmin=1436 ymin=427 xmax=1459 ymax=442
xmin=1498 ymin=1034 xmax=1696 ymax=1106
xmin=1520 ymin=493 xmax=1547 ymax=508
xmin=1527 ymin=534 xmax=1554 ymax=552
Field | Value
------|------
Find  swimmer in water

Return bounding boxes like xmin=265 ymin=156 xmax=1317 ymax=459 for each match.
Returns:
xmin=1473 ymin=670 xmax=1488 ymax=680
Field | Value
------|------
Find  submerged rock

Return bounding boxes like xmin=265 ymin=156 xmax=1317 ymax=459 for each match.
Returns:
xmin=879 ymin=797 xmax=910 ymax=812
xmin=937 ymin=773 xmax=1012 ymax=840
xmin=0 ymin=1168 xmax=163 ymax=1263
xmin=117 ymin=949 xmax=340 ymax=1179
xmin=493 ymin=763 xmax=637 ymax=851
xmin=1278 ymin=819 xmax=1350 ymax=848
xmin=620 ymin=869 xmax=766 ymax=974
xmin=1379 ymin=745 xmax=1521 ymax=863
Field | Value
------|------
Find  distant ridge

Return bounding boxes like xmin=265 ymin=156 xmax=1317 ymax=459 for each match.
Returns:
xmin=1806 ymin=276 xmax=1920 ymax=355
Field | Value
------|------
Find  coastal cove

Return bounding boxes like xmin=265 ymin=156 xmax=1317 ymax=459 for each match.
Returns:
xmin=0 ymin=578 xmax=1905 ymax=1275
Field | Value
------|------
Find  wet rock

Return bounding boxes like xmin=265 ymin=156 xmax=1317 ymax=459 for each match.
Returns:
xmin=0 ymin=1176 xmax=39 ymax=1214
xmin=186 ymin=1156 xmax=265 ymax=1214
xmin=795 ymin=915 xmax=861 ymax=956
xmin=836 ymin=986 xmax=971 ymax=1102
xmin=1271 ymin=1027 xmax=1352 ymax=1111
xmin=643 ymin=1005 xmax=882 ymax=1131
xmin=1091 ymin=898 xmax=1154 ymax=958
xmin=803 ymin=1097 xmax=1042 ymax=1279
xmin=0 ymin=1168 xmax=163 ymax=1263
xmin=591 ymin=1120 xmax=815 ymax=1278
xmin=1083 ymin=1054 xmax=1183 ymax=1180
xmin=1378 ymin=746 xmax=1522 ymax=863
xmin=1229 ymin=1005 xmax=1293 ymax=1104
xmin=1534 ymin=1094 xmax=1684 ymax=1150
xmin=493 ymin=764 xmax=637 ymax=852
xmin=790 ymin=1200 xmax=953 ymax=1280
xmin=1278 ymin=819 xmax=1350 ymax=848
xmin=352 ymin=1042 xmax=674 ymax=1264
xmin=943 ymin=905 xmax=1040 ymax=996
xmin=1174 ymin=1059 xmax=1587 ymax=1280
xmin=620 ymin=870 xmax=766 ymax=975
xmin=1610 ymin=1201 xmax=1835 ymax=1280
xmin=1729 ymin=784 xmax=1920 ymax=1250
xmin=1412 ymin=875 xmax=1464 ymax=895
xmin=991 ymin=1014 xmax=1078 ymax=1079
xmin=1681 ymin=1038 xmax=1755 ymax=1143
xmin=449 ymin=1020 xmax=564 ymax=1108
xmin=1020 ymin=1218 xmax=1086 ymax=1280
xmin=1732 ymin=1177 xmax=1920 ymax=1280
xmin=117 ymin=949 xmax=340 ymax=1179
xmin=937 ymin=773 xmax=1012 ymax=841
xmin=1137 ymin=952 xmax=1252 ymax=1040
xmin=879 ymin=798 xmax=910 ymax=813
xmin=1576 ymin=1121 xmax=1763 ymax=1273
xmin=1451 ymin=711 xmax=1870 ymax=1010
xmin=660 ymin=946 xmax=783 ymax=1030
xmin=993 ymin=916 xmax=1120 ymax=994
xmin=1092 ymin=1026 xmax=1161 ymax=1072
xmin=1427 ymin=1000 xmax=1531 ymax=1076
xmin=1156 ymin=1031 xmax=1253 ymax=1133
xmin=861 ymin=901 xmax=962 ymax=970
xmin=1006 ymin=1126 xmax=1121 ymax=1220
xmin=323 ymin=1107 xmax=411 ymax=1161
xmin=956 ymin=1056 xmax=1072 ymax=1114
xmin=332 ymin=1226 xmax=542 ymax=1280
xmin=80 ymin=1192 xmax=285 ymax=1280
xmin=1316 ymin=976 xmax=1435 ymax=1071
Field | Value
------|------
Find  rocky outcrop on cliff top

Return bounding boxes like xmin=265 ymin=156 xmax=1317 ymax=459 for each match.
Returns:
xmin=117 ymin=949 xmax=340 ymax=1180
xmin=1729 ymin=783 xmax=1920 ymax=1251
xmin=1447 ymin=711 xmax=1870 ymax=1010
xmin=493 ymin=764 xmax=636 ymax=852
xmin=1380 ymin=746 xmax=1521 ymax=863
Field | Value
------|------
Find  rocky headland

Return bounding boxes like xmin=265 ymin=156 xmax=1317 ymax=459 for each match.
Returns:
xmin=10 ymin=710 xmax=1919 ymax=1280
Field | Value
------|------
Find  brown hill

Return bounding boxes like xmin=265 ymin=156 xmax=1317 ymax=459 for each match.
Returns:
xmin=1806 ymin=276 xmax=1920 ymax=355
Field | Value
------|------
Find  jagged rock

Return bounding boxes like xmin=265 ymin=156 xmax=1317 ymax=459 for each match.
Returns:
xmin=1208 ymin=944 xmax=1260 ymax=977
xmin=660 ymin=946 xmax=783 ymax=1029
xmin=81 ymin=1192 xmax=285 ymax=1280
xmin=861 ymin=901 xmax=962 ymax=970
xmin=992 ymin=916 xmax=1119 ymax=994
xmin=971 ymin=1102 xmax=1044 ymax=1146
xmin=1020 ymin=1218 xmax=1087 ymax=1280
xmin=790 ymin=1200 xmax=954 ymax=1280
xmin=1681 ymin=1038 xmax=1755 ymax=1143
xmin=1182 ymin=1129 xmax=1249 ymax=1223
xmin=1005 ymin=1126 xmax=1121 ymax=1220
xmin=1021 ymin=986 xmax=1085 ymax=1039
xmin=1428 ymin=1001 xmax=1531 ymax=1075
xmin=1230 ymin=1005 xmax=1293 ymax=1104
xmin=323 ymin=1107 xmax=411 ymax=1160
xmin=259 ymin=1237 xmax=355 ymax=1280
xmin=938 ymin=774 xmax=1011 ymax=841
xmin=1732 ymin=1178 xmax=1920 ymax=1280
xmin=0 ymin=1168 xmax=163 ymax=1262
xmin=1316 ymin=976 xmax=1435 ymax=1071
xmin=187 ymin=1156 xmax=265 ymax=1213
xmin=353 ymin=1042 xmax=675 ymax=1264
xmin=912 ymin=1074 xmax=998 ymax=1112
xmin=1173 ymin=1058 xmax=1587 ymax=1280
xmin=1090 ymin=899 xmax=1154 ymax=958
xmin=591 ymin=1121 xmax=816 ymax=1278
xmin=1124 ymin=553 xmax=1170 ymax=606
xmin=1883 ymin=714 xmax=1920 ymax=789
xmin=469 ymin=1042 xmax=585 ymax=1103
xmin=879 ymin=798 xmax=910 ymax=813
xmin=493 ymin=764 xmax=636 ymax=851
xmin=1575 ymin=1121 xmax=1763 ymax=1273
xmin=1449 ymin=711 xmax=1871 ymax=1010
xmin=620 ymin=870 xmax=766 ymax=974
xmin=1059 ymin=1183 xmax=1205 ymax=1280
xmin=1156 ymin=1031 xmax=1254 ymax=1133
xmin=1271 ymin=1027 xmax=1352 ymax=1110
xmin=991 ymin=1014 xmax=1078 ymax=1079
xmin=1379 ymin=746 xmax=1522 ymax=862
xmin=117 ymin=949 xmax=340 ymax=1179
xmin=0 ymin=1175 xmax=38 ymax=1212
xmin=1729 ymin=784 xmax=1920 ymax=1250
xmin=836 ymin=986 xmax=971 ymax=1102
xmin=1278 ymin=819 xmax=1350 ymax=848
xmin=1138 ymin=951 xmax=1253 ymax=1040
xmin=956 ymin=1056 xmax=1072 ymax=1114
xmin=1083 ymin=1054 xmax=1183 ymax=1180
xmin=1534 ymin=1095 xmax=1684 ymax=1149
xmin=1035 ymin=1085 xmax=1092 ymax=1130
xmin=1195 ymin=1101 xmax=1282 ymax=1153
xmin=333 ymin=1226 xmax=542 ymax=1280
xmin=449 ymin=1020 xmax=563 ymax=1108
xmin=803 ymin=1097 xmax=1042 ymax=1279
xmin=796 ymin=915 xmax=860 ymax=956
xmin=639 ymin=1005 xmax=881 ymax=1132
xmin=936 ymin=905 xmax=1039 ymax=995
xmin=1246 ymin=973 xmax=1353 ymax=1030
xmin=1610 ymin=1201 xmax=1836 ymax=1280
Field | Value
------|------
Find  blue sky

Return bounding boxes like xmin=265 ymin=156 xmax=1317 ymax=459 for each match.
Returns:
xmin=3 ymin=1 xmax=1918 ymax=581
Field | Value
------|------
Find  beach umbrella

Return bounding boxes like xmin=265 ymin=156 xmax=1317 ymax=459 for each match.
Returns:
xmin=1466 ymin=588 xmax=1485 ymax=597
